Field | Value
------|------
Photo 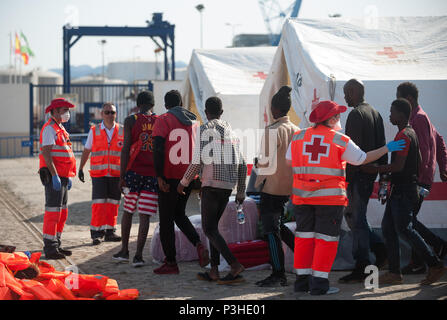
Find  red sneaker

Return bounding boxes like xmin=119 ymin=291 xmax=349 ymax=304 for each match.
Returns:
xmin=153 ymin=262 xmax=179 ymax=275
xmin=197 ymin=243 xmax=210 ymax=268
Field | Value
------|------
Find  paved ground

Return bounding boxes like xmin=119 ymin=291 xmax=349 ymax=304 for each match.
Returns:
xmin=0 ymin=156 xmax=446 ymax=300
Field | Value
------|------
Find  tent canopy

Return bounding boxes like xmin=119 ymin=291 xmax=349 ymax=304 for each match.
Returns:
xmin=260 ymin=16 xmax=447 ymax=227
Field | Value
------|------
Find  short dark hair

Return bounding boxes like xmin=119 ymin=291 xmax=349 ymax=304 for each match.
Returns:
xmin=205 ymin=96 xmax=223 ymax=116
xmin=392 ymin=98 xmax=412 ymax=120
xmin=136 ymin=91 xmax=154 ymax=107
xmin=397 ymin=82 xmax=418 ymax=101
xmin=164 ymin=90 xmax=182 ymax=108
xmin=271 ymin=86 xmax=292 ymax=114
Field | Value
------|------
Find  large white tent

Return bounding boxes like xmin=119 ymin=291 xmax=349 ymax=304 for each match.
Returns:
xmin=181 ymin=47 xmax=277 ymax=163
xmin=260 ymin=16 xmax=447 ymax=228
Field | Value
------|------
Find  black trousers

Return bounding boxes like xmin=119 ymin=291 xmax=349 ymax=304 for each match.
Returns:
xmin=409 ymin=184 xmax=444 ymax=266
xmin=158 ymin=179 xmax=201 ymax=263
xmin=201 ymin=187 xmax=236 ymax=267
xmin=259 ymin=192 xmax=295 ymax=273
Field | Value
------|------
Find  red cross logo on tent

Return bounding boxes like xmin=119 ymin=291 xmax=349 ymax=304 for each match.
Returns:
xmin=253 ymin=72 xmax=267 ymax=80
xmin=303 ymin=135 xmax=330 ymax=164
xmin=376 ymin=47 xmax=404 ymax=59
xmin=311 ymin=88 xmax=320 ymax=110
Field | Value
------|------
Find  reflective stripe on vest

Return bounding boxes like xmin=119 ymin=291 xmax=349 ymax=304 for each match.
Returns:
xmin=89 ymin=123 xmax=123 ymax=178
xmin=291 ymin=126 xmax=349 ymax=206
xmin=39 ymin=118 xmax=76 ymax=178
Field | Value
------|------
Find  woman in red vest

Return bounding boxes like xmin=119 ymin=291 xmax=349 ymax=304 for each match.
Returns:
xmin=39 ymin=98 xmax=76 ymax=259
xmin=287 ymin=100 xmax=405 ymax=295
xmin=78 ymin=103 xmax=123 ymax=245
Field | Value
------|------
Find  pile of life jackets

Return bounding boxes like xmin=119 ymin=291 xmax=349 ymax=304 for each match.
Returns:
xmin=0 ymin=251 xmax=139 ymax=300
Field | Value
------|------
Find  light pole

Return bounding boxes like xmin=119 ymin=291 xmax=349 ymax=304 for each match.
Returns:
xmin=132 ymin=45 xmax=140 ymax=83
xmin=225 ymin=22 xmax=241 ymax=47
xmin=195 ymin=4 xmax=205 ymax=48
xmin=98 ymin=39 xmax=107 ymax=82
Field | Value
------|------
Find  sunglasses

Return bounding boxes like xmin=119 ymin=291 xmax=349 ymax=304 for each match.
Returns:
xmin=104 ymin=111 xmax=116 ymax=115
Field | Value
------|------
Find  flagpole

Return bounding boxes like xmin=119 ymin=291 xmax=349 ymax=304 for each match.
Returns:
xmin=9 ymin=32 xmax=12 ymax=84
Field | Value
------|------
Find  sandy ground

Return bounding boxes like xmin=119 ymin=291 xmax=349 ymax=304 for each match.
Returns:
xmin=0 ymin=156 xmax=446 ymax=300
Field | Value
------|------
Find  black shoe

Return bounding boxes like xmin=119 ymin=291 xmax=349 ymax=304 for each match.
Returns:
xmin=294 ymin=275 xmax=310 ymax=293
xmin=132 ymin=255 xmax=145 ymax=268
xmin=256 ymin=273 xmax=288 ymax=287
xmin=58 ymin=248 xmax=72 ymax=256
xmin=92 ymin=238 xmax=101 ymax=246
xmin=104 ymin=232 xmax=122 ymax=242
xmin=112 ymin=250 xmax=129 ymax=262
xmin=401 ymin=263 xmax=427 ymax=275
xmin=338 ymin=269 xmax=368 ymax=284
xmin=45 ymin=250 xmax=65 ymax=260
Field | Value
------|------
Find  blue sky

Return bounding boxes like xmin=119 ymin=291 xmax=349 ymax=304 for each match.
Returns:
xmin=1 ymin=0 xmax=447 ymax=71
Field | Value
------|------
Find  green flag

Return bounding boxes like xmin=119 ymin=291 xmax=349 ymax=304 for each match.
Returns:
xmin=20 ymin=31 xmax=34 ymax=57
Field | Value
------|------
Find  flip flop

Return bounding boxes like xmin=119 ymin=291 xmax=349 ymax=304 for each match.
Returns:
xmin=197 ymin=272 xmax=218 ymax=282
xmin=217 ymin=273 xmax=245 ymax=285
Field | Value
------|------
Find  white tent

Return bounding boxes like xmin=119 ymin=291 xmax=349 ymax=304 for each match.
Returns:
xmin=182 ymin=47 xmax=277 ymax=162
xmin=260 ymin=16 xmax=447 ymax=228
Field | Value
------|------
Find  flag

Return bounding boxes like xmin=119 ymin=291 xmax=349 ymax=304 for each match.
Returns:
xmin=20 ymin=31 xmax=34 ymax=57
xmin=22 ymin=52 xmax=29 ymax=65
xmin=14 ymin=33 xmax=21 ymax=55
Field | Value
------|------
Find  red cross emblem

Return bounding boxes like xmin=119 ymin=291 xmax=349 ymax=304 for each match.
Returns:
xmin=376 ymin=47 xmax=404 ymax=59
xmin=303 ymin=135 xmax=330 ymax=164
xmin=253 ymin=72 xmax=267 ymax=80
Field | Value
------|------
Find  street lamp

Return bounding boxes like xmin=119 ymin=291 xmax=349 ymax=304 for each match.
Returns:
xmin=98 ymin=39 xmax=107 ymax=82
xmin=225 ymin=22 xmax=241 ymax=47
xmin=195 ymin=4 xmax=205 ymax=48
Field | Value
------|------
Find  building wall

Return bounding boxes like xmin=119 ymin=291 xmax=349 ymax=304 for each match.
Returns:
xmin=0 ymin=84 xmax=29 ymax=134
xmin=152 ymin=80 xmax=183 ymax=116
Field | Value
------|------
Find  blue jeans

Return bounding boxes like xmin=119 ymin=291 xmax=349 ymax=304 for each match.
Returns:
xmin=345 ymin=176 xmax=382 ymax=268
xmin=381 ymin=183 xmax=440 ymax=274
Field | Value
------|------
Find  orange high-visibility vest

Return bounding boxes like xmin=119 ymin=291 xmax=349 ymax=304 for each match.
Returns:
xmin=89 ymin=123 xmax=124 ymax=178
xmin=291 ymin=125 xmax=349 ymax=206
xmin=39 ymin=118 xmax=76 ymax=178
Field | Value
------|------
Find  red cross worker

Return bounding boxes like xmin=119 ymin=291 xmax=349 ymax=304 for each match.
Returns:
xmin=286 ymin=100 xmax=406 ymax=295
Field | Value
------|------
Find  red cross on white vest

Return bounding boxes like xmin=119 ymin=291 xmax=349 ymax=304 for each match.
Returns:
xmin=376 ymin=47 xmax=405 ymax=59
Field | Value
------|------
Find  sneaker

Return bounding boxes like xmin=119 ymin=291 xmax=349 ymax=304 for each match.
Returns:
xmin=379 ymin=272 xmax=403 ymax=285
xmin=112 ymin=250 xmax=129 ymax=262
xmin=153 ymin=262 xmax=179 ymax=275
xmin=338 ymin=269 xmax=368 ymax=284
xmin=45 ymin=250 xmax=66 ymax=260
xmin=132 ymin=256 xmax=145 ymax=268
xmin=104 ymin=232 xmax=122 ymax=242
xmin=401 ymin=263 xmax=427 ymax=275
xmin=255 ymin=273 xmax=288 ymax=287
xmin=92 ymin=238 xmax=101 ymax=246
xmin=196 ymin=243 xmax=210 ymax=268
xmin=420 ymin=264 xmax=447 ymax=285
xmin=294 ymin=275 xmax=310 ymax=293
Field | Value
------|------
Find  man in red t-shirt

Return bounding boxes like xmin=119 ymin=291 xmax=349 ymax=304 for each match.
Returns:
xmin=112 ymin=91 xmax=158 ymax=267
xmin=152 ymin=90 xmax=209 ymax=274
xmin=362 ymin=98 xmax=446 ymax=286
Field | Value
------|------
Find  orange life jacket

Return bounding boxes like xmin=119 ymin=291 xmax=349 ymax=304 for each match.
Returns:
xmin=89 ymin=123 xmax=124 ymax=178
xmin=291 ymin=125 xmax=349 ymax=206
xmin=39 ymin=118 xmax=76 ymax=178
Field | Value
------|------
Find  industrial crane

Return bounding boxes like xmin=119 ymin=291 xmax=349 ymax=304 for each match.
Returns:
xmin=258 ymin=0 xmax=302 ymax=45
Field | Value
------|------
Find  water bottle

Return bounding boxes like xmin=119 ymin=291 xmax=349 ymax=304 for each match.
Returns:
xmin=123 ymin=187 xmax=130 ymax=195
xmin=418 ymin=186 xmax=430 ymax=198
xmin=378 ymin=181 xmax=388 ymax=204
xmin=236 ymin=204 xmax=245 ymax=225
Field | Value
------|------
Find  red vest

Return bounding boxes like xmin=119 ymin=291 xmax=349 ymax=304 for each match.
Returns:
xmin=89 ymin=123 xmax=124 ymax=178
xmin=39 ymin=118 xmax=76 ymax=178
xmin=291 ymin=125 xmax=349 ymax=206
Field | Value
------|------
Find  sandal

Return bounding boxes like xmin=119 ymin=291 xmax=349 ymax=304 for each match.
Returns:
xmin=217 ymin=273 xmax=245 ymax=285
xmin=197 ymin=272 xmax=218 ymax=282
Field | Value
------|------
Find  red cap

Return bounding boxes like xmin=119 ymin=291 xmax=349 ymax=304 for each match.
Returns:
xmin=309 ymin=100 xmax=347 ymax=123
xmin=45 ymin=98 xmax=75 ymax=114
